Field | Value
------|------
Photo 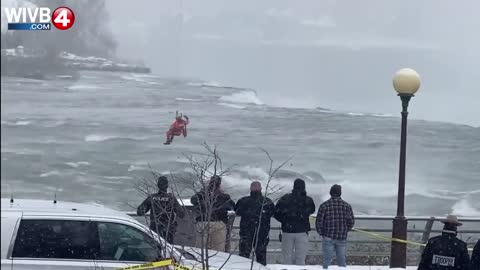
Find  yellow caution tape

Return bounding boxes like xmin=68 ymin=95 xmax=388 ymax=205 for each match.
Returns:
xmin=117 ymin=258 xmax=207 ymax=270
xmin=352 ymin=228 xmax=474 ymax=251
xmin=309 ymin=216 xmax=474 ymax=251
xmin=174 ymin=263 xmax=197 ymax=270
xmin=352 ymin=228 xmax=426 ymax=247
xmin=117 ymin=258 xmax=173 ymax=270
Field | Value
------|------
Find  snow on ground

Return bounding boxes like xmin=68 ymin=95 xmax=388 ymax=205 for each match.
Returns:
xmin=268 ymin=265 xmax=415 ymax=270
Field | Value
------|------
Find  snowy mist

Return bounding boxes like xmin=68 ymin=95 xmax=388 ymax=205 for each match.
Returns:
xmin=106 ymin=0 xmax=480 ymax=126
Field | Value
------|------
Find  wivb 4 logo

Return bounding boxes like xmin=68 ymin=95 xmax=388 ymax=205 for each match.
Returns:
xmin=4 ymin=6 xmax=75 ymax=31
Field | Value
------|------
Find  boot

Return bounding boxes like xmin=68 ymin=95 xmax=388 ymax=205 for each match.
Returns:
xmin=164 ymin=137 xmax=173 ymax=145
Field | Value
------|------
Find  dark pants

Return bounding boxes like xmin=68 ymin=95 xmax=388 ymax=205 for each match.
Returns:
xmin=239 ymin=232 xmax=269 ymax=265
xmin=150 ymin=224 xmax=176 ymax=244
xmin=165 ymin=130 xmax=181 ymax=143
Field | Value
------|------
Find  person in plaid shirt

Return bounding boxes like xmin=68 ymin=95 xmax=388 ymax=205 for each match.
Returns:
xmin=315 ymin=184 xmax=355 ymax=269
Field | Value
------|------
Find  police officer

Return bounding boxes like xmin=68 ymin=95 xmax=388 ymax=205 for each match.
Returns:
xmin=137 ymin=176 xmax=185 ymax=243
xmin=472 ymin=239 xmax=479 ymax=270
xmin=418 ymin=214 xmax=470 ymax=270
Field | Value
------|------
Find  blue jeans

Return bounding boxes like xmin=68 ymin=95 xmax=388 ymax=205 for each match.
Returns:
xmin=322 ymin=237 xmax=347 ymax=268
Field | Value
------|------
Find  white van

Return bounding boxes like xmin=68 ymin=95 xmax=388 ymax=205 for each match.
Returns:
xmin=1 ymin=198 xmax=266 ymax=270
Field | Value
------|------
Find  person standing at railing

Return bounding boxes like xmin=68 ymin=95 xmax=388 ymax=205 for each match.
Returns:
xmin=472 ymin=239 xmax=480 ymax=270
xmin=418 ymin=215 xmax=470 ymax=270
xmin=191 ymin=175 xmax=235 ymax=252
xmin=235 ymin=181 xmax=275 ymax=266
xmin=315 ymin=184 xmax=355 ymax=269
xmin=274 ymin=178 xmax=316 ymax=265
xmin=137 ymin=176 xmax=185 ymax=243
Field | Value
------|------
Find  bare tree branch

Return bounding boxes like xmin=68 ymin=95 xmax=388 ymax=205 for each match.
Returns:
xmin=129 ymin=144 xmax=290 ymax=269
xmin=248 ymin=148 xmax=292 ymax=269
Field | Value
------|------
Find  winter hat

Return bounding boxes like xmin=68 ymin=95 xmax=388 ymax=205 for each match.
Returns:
xmin=330 ymin=184 xmax=342 ymax=197
xmin=250 ymin=181 xmax=262 ymax=192
xmin=157 ymin=176 xmax=169 ymax=191
xmin=209 ymin=175 xmax=222 ymax=190
xmin=293 ymin=178 xmax=306 ymax=191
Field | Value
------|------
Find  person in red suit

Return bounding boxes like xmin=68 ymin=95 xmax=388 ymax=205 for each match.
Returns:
xmin=164 ymin=111 xmax=189 ymax=145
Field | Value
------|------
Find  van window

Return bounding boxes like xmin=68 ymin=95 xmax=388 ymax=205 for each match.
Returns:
xmin=97 ymin=222 xmax=162 ymax=262
xmin=12 ymin=219 xmax=99 ymax=259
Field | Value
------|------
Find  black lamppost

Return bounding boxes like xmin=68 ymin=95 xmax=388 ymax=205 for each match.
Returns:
xmin=390 ymin=68 xmax=421 ymax=268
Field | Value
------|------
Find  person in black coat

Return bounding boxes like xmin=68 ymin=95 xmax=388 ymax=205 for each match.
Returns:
xmin=274 ymin=178 xmax=316 ymax=265
xmin=190 ymin=175 xmax=235 ymax=224
xmin=234 ymin=181 xmax=275 ymax=265
xmin=137 ymin=176 xmax=185 ymax=243
xmin=472 ymin=239 xmax=480 ymax=270
xmin=190 ymin=175 xmax=235 ymax=251
xmin=418 ymin=215 xmax=470 ymax=270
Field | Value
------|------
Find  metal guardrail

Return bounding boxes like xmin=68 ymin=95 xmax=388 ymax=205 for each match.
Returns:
xmin=126 ymin=212 xmax=479 ymax=265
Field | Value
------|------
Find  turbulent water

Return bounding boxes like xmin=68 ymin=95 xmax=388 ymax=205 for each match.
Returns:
xmin=1 ymin=71 xmax=479 ymax=216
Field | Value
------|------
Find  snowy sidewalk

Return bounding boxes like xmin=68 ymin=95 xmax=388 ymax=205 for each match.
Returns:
xmin=268 ymin=265 xmax=416 ymax=270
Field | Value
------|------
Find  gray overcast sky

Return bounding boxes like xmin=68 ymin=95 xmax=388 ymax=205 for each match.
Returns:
xmin=106 ymin=0 xmax=479 ymax=126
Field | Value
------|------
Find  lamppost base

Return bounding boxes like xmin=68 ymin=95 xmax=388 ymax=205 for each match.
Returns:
xmin=390 ymin=216 xmax=408 ymax=268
